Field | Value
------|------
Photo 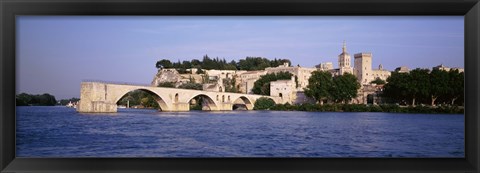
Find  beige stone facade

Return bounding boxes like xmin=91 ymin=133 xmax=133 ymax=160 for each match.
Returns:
xmin=237 ymin=70 xmax=267 ymax=94
xmin=371 ymin=65 xmax=391 ymax=82
xmin=354 ymin=53 xmax=391 ymax=85
xmin=433 ymin=64 xmax=464 ymax=73
xmin=270 ymin=77 xmax=297 ymax=104
xmin=316 ymin=62 xmax=334 ymax=71
xmin=77 ymin=82 xmax=282 ymax=113
xmin=337 ymin=41 xmax=354 ymax=75
xmin=265 ymin=62 xmax=317 ymax=91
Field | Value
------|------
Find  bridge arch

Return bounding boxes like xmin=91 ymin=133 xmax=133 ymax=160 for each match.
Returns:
xmin=186 ymin=94 xmax=219 ymax=111
xmin=114 ymin=88 xmax=170 ymax=111
xmin=232 ymin=96 xmax=254 ymax=110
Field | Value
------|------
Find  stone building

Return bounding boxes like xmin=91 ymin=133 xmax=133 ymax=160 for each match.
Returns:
xmin=316 ymin=62 xmax=334 ymax=71
xmin=203 ymin=82 xmax=224 ymax=92
xmin=179 ymin=74 xmax=203 ymax=84
xmin=270 ymin=76 xmax=297 ymax=104
xmin=395 ymin=66 xmax=410 ymax=73
xmin=265 ymin=62 xmax=317 ymax=91
xmin=237 ymin=70 xmax=267 ymax=94
xmin=337 ymin=41 xmax=354 ymax=75
xmin=433 ymin=64 xmax=464 ymax=73
xmin=327 ymin=41 xmax=354 ymax=76
xmin=205 ymin=69 xmax=238 ymax=79
xmin=352 ymin=84 xmax=385 ymax=104
xmin=371 ymin=64 xmax=391 ymax=82
xmin=354 ymin=52 xmax=391 ymax=85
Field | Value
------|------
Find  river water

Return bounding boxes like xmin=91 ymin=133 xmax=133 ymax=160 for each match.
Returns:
xmin=16 ymin=106 xmax=464 ymax=158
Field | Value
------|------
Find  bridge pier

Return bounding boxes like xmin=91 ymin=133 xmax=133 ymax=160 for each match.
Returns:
xmin=76 ymin=82 xmax=117 ymax=113
xmin=173 ymin=103 xmax=190 ymax=111
xmin=218 ymin=103 xmax=233 ymax=111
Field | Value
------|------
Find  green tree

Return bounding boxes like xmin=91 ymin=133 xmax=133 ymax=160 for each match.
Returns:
xmin=223 ymin=77 xmax=240 ymax=93
xmin=196 ymin=68 xmax=205 ymax=74
xmin=383 ymin=72 xmax=411 ymax=104
xmin=157 ymin=82 xmax=176 ymax=88
xmin=408 ymin=68 xmax=430 ymax=106
xmin=238 ymin=57 xmax=272 ymax=71
xmin=253 ymin=97 xmax=276 ymax=110
xmin=15 ymin=93 xmax=57 ymax=106
xmin=429 ymin=69 xmax=449 ymax=106
xmin=330 ymin=73 xmax=361 ymax=103
xmin=178 ymin=82 xmax=203 ymax=90
xmin=252 ymin=71 xmax=293 ymax=95
xmin=447 ymin=70 xmax=464 ymax=105
xmin=304 ymin=71 xmax=333 ymax=105
xmin=155 ymin=56 xmax=292 ymax=72
xmin=117 ymin=90 xmax=159 ymax=109
xmin=370 ymin=77 xmax=386 ymax=85
xmin=156 ymin=59 xmax=173 ymax=69
xmin=16 ymin=93 xmax=32 ymax=106
xmin=59 ymin=97 xmax=80 ymax=105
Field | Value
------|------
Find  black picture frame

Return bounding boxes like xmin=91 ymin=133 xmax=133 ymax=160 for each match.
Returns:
xmin=1 ymin=0 xmax=479 ymax=172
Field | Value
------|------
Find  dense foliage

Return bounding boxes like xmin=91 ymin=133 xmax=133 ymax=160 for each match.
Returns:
xmin=16 ymin=93 xmax=57 ymax=106
xmin=269 ymin=103 xmax=463 ymax=114
xmin=304 ymin=72 xmax=361 ymax=104
xmin=304 ymin=71 xmax=332 ymax=104
xmin=157 ymin=82 xmax=176 ymax=88
xmin=383 ymin=69 xmax=464 ymax=106
xmin=178 ymin=82 xmax=203 ymax=90
xmin=117 ymin=90 xmax=160 ymax=109
xmin=252 ymin=71 xmax=294 ymax=95
xmin=155 ymin=55 xmax=291 ymax=73
xmin=253 ymin=97 xmax=276 ymax=110
xmin=237 ymin=57 xmax=291 ymax=71
xmin=59 ymin=97 xmax=80 ymax=105
xmin=370 ymin=78 xmax=386 ymax=85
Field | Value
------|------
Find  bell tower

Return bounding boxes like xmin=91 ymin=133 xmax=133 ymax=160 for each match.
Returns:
xmin=338 ymin=40 xmax=351 ymax=68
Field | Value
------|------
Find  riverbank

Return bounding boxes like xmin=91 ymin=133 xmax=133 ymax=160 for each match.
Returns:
xmin=268 ymin=103 xmax=464 ymax=114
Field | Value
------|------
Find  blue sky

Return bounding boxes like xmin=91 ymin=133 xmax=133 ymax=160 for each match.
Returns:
xmin=16 ymin=16 xmax=464 ymax=99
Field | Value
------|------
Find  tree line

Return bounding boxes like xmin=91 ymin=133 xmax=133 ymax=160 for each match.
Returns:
xmin=16 ymin=93 xmax=57 ymax=106
xmin=382 ymin=68 xmax=464 ymax=106
xmin=155 ymin=55 xmax=291 ymax=73
xmin=59 ymin=97 xmax=80 ymax=105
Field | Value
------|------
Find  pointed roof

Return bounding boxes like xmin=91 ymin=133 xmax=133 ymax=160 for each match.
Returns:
xmin=339 ymin=40 xmax=350 ymax=56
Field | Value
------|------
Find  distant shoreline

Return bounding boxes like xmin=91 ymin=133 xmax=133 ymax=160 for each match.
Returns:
xmin=267 ymin=103 xmax=464 ymax=114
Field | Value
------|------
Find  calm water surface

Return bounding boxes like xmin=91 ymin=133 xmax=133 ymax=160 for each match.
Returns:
xmin=16 ymin=106 xmax=464 ymax=157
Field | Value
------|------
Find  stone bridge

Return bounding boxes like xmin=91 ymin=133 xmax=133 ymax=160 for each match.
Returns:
xmin=76 ymin=81 xmax=282 ymax=113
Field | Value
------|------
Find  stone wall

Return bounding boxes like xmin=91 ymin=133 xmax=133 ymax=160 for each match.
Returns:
xmin=151 ymin=68 xmax=181 ymax=87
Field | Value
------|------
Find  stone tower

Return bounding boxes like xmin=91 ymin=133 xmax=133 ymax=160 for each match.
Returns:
xmin=338 ymin=41 xmax=351 ymax=68
xmin=354 ymin=52 xmax=373 ymax=85
xmin=338 ymin=41 xmax=353 ymax=75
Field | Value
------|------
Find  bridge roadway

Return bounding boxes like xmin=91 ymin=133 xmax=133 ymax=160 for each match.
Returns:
xmin=76 ymin=81 xmax=282 ymax=113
